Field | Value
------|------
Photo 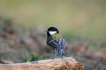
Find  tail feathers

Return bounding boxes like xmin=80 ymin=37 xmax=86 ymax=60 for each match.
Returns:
xmin=55 ymin=48 xmax=64 ymax=56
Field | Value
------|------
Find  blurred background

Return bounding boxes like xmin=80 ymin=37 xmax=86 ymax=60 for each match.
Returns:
xmin=0 ymin=0 xmax=106 ymax=70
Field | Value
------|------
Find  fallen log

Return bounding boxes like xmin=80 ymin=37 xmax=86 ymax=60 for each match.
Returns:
xmin=0 ymin=57 xmax=84 ymax=70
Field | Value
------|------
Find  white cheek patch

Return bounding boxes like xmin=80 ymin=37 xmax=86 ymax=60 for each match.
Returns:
xmin=49 ymin=31 xmax=57 ymax=35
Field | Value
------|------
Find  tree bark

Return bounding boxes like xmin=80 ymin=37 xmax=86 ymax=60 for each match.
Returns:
xmin=0 ymin=57 xmax=84 ymax=70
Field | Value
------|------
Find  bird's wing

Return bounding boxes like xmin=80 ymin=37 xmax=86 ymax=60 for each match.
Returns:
xmin=47 ymin=38 xmax=58 ymax=48
xmin=47 ymin=37 xmax=66 ymax=56
xmin=55 ymin=37 xmax=66 ymax=56
xmin=58 ymin=37 xmax=66 ymax=49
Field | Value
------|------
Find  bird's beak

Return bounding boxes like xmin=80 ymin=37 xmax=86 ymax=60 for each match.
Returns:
xmin=45 ymin=30 xmax=48 ymax=32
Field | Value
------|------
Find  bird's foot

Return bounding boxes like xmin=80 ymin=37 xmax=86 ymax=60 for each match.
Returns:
xmin=52 ymin=57 xmax=55 ymax=59
xmin=62 ymin=55 xmax=66 ymax=59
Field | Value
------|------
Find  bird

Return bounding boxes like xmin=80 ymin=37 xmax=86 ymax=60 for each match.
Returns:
xmin=46 ymin=27 xmax=66 ymax=59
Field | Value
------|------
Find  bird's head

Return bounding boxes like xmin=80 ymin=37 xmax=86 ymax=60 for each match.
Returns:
xmin=46 ymin=27 xmax=59 ymax=37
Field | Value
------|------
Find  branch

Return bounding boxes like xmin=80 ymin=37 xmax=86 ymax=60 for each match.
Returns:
xmin=0 ymin=57 xmax=84 ymax=70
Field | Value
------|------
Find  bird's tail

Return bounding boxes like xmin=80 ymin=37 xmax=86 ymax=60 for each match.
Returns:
xmin=55 ymin=48 xmax=64 ymax=56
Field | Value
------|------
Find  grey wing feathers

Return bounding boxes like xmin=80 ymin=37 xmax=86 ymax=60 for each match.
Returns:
xmin=47 ymin=37 xmax=66 ymax=49
xmin=58 ymin=37 xmax=66 ymax=49
xmin=47 ymin=39 xmax=58 ymax=48
xmin=47 ymin=37 xmax=66 ymax=56
xmin=56 ymin=37 xmax=66 ymax=56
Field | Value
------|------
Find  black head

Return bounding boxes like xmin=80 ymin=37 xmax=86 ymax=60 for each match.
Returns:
xmin=47 ymin=27 xmax=59 ymax=32
xmin=46 ymin=27 xmax=59 ymax=37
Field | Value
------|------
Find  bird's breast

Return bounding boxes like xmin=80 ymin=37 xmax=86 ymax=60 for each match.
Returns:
xmin=48 ymin=45 xmax=55 ymax=52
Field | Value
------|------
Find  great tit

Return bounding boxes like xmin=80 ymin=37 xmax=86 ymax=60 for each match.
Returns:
xmin=46 ymin=27 xmax=66 ymax=58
